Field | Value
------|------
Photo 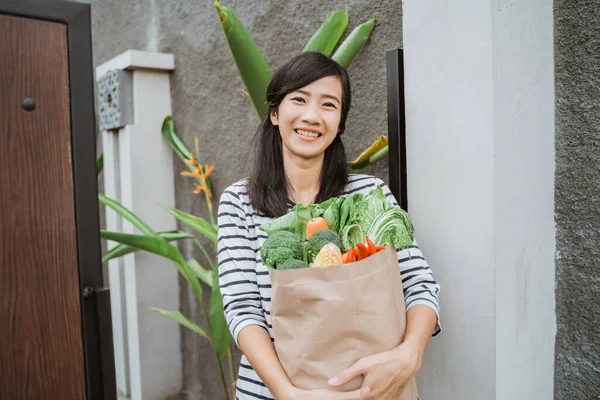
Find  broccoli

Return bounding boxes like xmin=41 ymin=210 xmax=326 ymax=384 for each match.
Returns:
xmin=309 ymin=229 xmax=342 ymax=255
xmin=260 ymin=231 xmax=304 ymax=268
xmin=279 ymin=259 xmax=309 ymax=270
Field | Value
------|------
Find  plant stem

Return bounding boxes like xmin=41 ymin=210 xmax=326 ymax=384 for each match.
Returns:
xmin=214 ymin=351 xmax=230 ymax=400
xmin=193 ymin=237 xmax=216 ymax=270
xmin=227 ymin=347 xmax=235 ymax=388
xmin=207 ymin=200 xmax=215 ymax=226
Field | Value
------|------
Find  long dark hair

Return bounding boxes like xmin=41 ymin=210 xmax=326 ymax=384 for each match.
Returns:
xmin=248 ymin=52 xmax=351 ymax=217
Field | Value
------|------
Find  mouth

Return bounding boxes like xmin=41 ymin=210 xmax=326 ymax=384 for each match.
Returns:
xmin=294 ymin=128 xmax=322 ymax=140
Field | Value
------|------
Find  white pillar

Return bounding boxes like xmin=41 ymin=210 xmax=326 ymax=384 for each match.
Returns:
xmin=97 ymin=50 xmax=182 ymax=399
xmin=402 ymin=1 xmax=555 ymax=399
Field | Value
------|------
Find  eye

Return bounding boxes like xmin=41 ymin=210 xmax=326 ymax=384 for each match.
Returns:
xmin=291 ymin=96 xmax=305 ymax=103
xmin=323 ymin=102 xmax=337 ymax=108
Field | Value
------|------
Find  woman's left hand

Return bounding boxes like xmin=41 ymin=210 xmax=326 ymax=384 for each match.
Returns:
xmin=327 ymin=342 xmax=422 ymax=400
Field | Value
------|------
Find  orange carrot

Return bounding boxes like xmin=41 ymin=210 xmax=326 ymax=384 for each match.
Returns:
xmin=306 ymin=217 xmax=328 ymax=239
xmin=345 ymin=247 xmax=355 ymax=263
xmin=356 ymin=242 xmax=369 ymax=260
xmin=365 ymin=236 xmax=377 ymax=256
xmin=375 ymin=245 xmax=386 ymax=251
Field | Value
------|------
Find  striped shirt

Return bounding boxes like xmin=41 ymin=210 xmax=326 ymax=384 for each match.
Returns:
xmin=217 ymin=174 xmax=441 ymax=400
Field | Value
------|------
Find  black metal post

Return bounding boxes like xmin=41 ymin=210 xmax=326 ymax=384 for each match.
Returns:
xmin=386 ymin=48 xmax=408 ymax=211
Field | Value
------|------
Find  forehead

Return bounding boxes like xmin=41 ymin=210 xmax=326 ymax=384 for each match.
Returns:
xmin=292 ymin=76 xmax=342 ymax=99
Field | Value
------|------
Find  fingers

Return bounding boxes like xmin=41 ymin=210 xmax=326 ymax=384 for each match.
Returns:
xmin=328 ymin=359 xmax=366 ymax=387
xmin=336 ymin=387 xmax=369 ymax=400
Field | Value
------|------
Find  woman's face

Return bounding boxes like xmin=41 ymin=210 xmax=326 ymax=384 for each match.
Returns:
xmin=270 ymin=76 xmax=343 ymax=161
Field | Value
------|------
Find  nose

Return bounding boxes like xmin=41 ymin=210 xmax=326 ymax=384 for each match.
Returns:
xmin=301 ymin=103 xmax=321 ymax=124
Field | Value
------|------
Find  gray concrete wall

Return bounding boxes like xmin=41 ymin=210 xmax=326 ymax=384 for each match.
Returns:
xmin=554 ymin=1 xmax=600 ymax=399
xmin=88 ymin=1 xmax=401 ymax=397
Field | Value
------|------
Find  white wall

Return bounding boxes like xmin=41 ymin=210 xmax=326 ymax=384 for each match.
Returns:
xmin=491 ymin=1 xmax=556 ymax=399
xmin=403 ymin=1 xmax=555 ymax=399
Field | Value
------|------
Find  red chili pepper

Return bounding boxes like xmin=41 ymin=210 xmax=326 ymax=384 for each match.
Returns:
xmin=365 ymin=236 xmax=377 ymax=256
xmin=356 ymin=242 xmax=369 ymax=260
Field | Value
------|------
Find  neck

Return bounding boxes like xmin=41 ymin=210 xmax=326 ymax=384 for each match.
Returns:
xmin=283 ymin=148 xmax=323 ymax=204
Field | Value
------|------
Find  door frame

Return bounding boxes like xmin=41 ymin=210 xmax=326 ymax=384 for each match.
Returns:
xmin=0 ymin=1 xmax=116 ymax=398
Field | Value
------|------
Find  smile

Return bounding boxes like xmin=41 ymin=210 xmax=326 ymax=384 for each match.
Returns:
xmin=294 ymin=129 xmax=322 ymax=138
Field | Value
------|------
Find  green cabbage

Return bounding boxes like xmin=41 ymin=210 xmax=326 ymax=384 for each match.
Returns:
xmin=341 ymin=223 xmax=365 ymax=251
xmin=367 ymin=208 xmax=414 ymax=249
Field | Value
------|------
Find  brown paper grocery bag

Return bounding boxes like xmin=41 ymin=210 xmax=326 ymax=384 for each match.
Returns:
xmin=268 ymin=245 xmax=418 ymax=399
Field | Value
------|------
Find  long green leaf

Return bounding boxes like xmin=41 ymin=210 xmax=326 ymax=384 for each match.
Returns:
xmin=97 ymin=153 xmax=104 ymax=176
xmin=369 ymin=144 xmax=388 ymax=164
xmin=161 ymin=204 xmax=218 ymax=243
xmin=187 ymin=258 xmax=214 ymax=288
xmin=162 ymin=116 xmax=193 ymax=164
xmin=101 ymin=230 xmax=205 ymax=303
xmin=151 ymin=308 xmax=212 ymax=342
xmin=209 ymin=262 xmax=231 ymax=358
xmin=100 ymin=230 xmax=184 ymax=263
xmin=348 ymin=135 xmax=388 ymax=172
xmin=303 ymin=9 xmax=348 ymax=56
xmin=215 ymin=1 xmax=272 ymax=120
xmin=332 ymin=17 xmax=375 ymax=69
xmin=98 ymin=194 xmax=159 ymax=238
xmin=102 ymin=230 xmax=195 ymax=263
xmin=161 ymin=116 xmax=213 ymax=192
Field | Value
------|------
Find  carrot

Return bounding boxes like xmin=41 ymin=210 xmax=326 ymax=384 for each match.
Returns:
xmin=356 ymin=242 xmax=369 ymax=260
xmin=345 ymin=247 xmax=355 ymax=263
xmin=365 ymin=236 xmax=377 ymax=256
xmin=306 ymin=217 xmax=328 ymax=239
xmin=375 ymin=245 xmax=386 ymax=251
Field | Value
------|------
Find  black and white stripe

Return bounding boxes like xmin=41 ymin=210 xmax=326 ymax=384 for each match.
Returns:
xmin=218 ymin=174 xmax=441 ymax=399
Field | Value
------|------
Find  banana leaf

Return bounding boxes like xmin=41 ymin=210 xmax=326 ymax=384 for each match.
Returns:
xmin=348 ymin=136 xmax=388 ymax=172
xmin=150 ymin=308 xmax=212 ymax=342
xmin=187 ymin=258 xmax=214 ymax=288
xmin=102 ymin=230 xmax=195 ymax=263
xmin=99 ymin=194 xmax=159 ymax=238
xmin=368 ymin=145 xmax=388 ymax=164
xmin=100 ymin=230 xmax=204 ymax=304
xmin=160 ymin=204 xmax=218 ymax=243
xmin=303 ymin=9 xmax=348 ymax=56
xmin=162 ymin=116 xmax=193 ymax=164
xmin=332 ymin=17 xmax=375 ymax=69
xmin=215 ymin=2 xmax=272 ymax=120
xmin=162 ymin=116 xmax=213 ymax=191
xmin=100 ymin=230 xmax=184 ymax=264
xmin=209 ymin=262 xmax=231 ymax=358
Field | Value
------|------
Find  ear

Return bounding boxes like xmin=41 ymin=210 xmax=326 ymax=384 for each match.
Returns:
xmin=270 ymin=110 xmax=279 ymax=126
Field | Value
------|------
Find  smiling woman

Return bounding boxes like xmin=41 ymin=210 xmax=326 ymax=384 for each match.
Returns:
xmin=217 ymin=52 xmax=440 ymax=400
xmin=249 ymin=52 xmax=352 ymax=214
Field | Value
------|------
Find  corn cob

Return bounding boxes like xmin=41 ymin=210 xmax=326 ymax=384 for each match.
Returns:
xmin=312 ymin=243 xmax=343 ymax=268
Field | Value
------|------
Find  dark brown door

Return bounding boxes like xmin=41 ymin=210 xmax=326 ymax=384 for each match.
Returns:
xmin=0 ymin=14 xmax=86 ymax=399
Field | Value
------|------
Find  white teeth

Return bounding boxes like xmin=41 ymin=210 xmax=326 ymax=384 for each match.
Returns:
xmin=296 ymin=129 xmax=320 ymax=138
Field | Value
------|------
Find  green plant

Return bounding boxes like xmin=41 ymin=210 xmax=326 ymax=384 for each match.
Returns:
xmin=215 ymin=2 xmax=388 ymax=171
xmin=100 ymin=117 xmax=235 ymax=399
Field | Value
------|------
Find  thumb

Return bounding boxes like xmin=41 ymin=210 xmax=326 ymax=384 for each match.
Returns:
xmin=328 ymin=359 xmax=365 ymax=387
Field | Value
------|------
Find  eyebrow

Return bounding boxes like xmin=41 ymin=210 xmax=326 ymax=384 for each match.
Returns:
xmin=294 ymin=89 xmax=341 ymax=105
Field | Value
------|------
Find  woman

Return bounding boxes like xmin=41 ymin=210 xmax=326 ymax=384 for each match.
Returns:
xmin=218 ymin=52 xmax=440 ymax=400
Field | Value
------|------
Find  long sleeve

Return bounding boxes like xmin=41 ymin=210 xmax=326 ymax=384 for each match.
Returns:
xmin=376 ymin=178 xmax=442 ymax=336
xmin=217 ymin=187 xmax=268 ymax=347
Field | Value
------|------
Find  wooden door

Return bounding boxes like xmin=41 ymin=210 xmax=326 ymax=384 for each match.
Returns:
xmin=0 ymin=2 xmax=117 ymax=396
xmin=0 ymin=13 xmax=86 ymax=399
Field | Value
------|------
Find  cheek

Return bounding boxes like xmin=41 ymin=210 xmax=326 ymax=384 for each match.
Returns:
xmin=328 ymin=113 xmax=342 ymax=131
